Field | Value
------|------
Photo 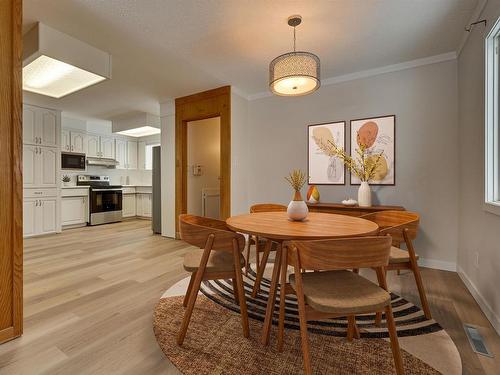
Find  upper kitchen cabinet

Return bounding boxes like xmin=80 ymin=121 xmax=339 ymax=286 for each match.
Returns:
xmin=115 ymin=139 xmax=127 ymax=169
xmin=86 ymin=135 xmax=100 ymax=157
xmin=127 ymin=141 xmax=138 ymax=169
xmin=23 ymin=146 xmax=58 ymax=188
xmin=70 ymin=131 xmax=87 ymax=153
xmin=23 ymin=104 xmax=60 ymax=147
xmin=86 ymin=135 xmax=115 ymax=159
xmin=101 ymin=137 xmax=115 ymax=159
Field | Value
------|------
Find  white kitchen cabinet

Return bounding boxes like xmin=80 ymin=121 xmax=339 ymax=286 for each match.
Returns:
xmin=86 ymin=135 xmax=100 ymax=157
xmin=101 ymin=136 xmax=115 ymax=159
xmin=70 ymin=131 xmax=87 ymax=153
xmin=127 ymin=141 xmax=138 ymax=169
xmin=115 ymin=139 xmax=127 ymax=169
xmin=23 ymin=146 xmax=58 ymax=188
xmin=138 ymin=141 xmax=146 ymax=170
xmin=136 ymin=193 xmax=152 ymax=218
xmin=23 ymin=105 xmax=59 ymax=147
xmin=23 ymin=197 xmax=58 ymax=237
xmin=62 ymin=129 xmax=71 ymax=152
xmin=61 ymin=196 xmax=88 ymax=226
xmin=122 ymin=194 xmax=136 ymax=217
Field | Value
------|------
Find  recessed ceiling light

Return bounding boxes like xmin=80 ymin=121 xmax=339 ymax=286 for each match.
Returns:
xmin=23 ymin=55 xmax=106 ymax=98
xmin=23 ymin=23 xmax=112 ymax=99
xmin=116 ymin=126 xmax=161 ymax=137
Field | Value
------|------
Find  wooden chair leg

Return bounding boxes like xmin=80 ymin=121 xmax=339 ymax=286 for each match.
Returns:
xmin=411 ymin=264 xmax=432 ymax=319
xmin=261 ymin=243 xmax=282 ymax=345
xmin=397 ymin=269 xmax=401 ymax=275
xmin=385 ymin=304 xmax=404 ymax=375
xmin=347 ymin=315 xmax=355 ymax=341
xmin=353 ymin=319 xmax=360 ymax=339
xmin=277 ymin=247 xmax=288 ymax=352
xmin=352 ymin=268 xmax=359 ymax=274
xmin=183 ymin=273 xmax=195 ymax=308
xmin=177 ymin=269 xmax=204 ymax=345
xmin=233 ymin=242 xmax=250 ymax=338
xmin=252 ymin=240 xmax=272 ymax=298
xmin=293 ymin=271 xmax=312 ymax=374
xmin=231 ymin=278 xmax=239 ymax=304
xmin=244 ymin=237 xmax=252 ymax=276
xmin=375 ymin=311 xmax=383 ymax=326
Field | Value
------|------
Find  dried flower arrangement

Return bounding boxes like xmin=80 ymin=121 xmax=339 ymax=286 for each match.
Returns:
xmin=285 ymin=169 xmax=307 ymax=201
xmin=317 ymin=140 xmax=384 ymax=183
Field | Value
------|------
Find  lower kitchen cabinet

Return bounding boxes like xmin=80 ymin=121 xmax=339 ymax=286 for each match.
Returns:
xmin=136 ymin=193 xmax=152 ymax=218
xmin=61 ymin=196 xmax=88 ymax=226
xmin=23 ymin=197 xmax=58 ymax=237
xmin=122 ymin=194 xmax=136 ymax=217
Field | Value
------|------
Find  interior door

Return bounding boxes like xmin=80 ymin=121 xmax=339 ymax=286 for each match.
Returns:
xmin=86 ymin=135 xmax=100 ymax=157
xmin=100 ymin=137 xmax=115 ymax=159
xmin=22 ymin=145 xmax=37 ymax=187
xmin=70 ymin=131 xmax=86 ymax=153
xmin=40 ymin=110 xmax=57 ymax=147
xmin=39 ymin=147 xmax=58 ymax=187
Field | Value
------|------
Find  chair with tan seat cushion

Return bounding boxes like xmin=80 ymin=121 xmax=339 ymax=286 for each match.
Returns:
xmin=177 ymin=214 xmax=249 ymax=346
xmin=277 ymin=236 xmax=404 ymax=375
xmin=245 ymin=203 xmax=286 ymax=297
xmin=361 ymin=210 xmax=431 ymax=321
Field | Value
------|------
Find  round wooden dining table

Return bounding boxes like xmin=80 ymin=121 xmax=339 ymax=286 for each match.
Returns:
xmin=226 ymin=211 xmax=379 ymax=345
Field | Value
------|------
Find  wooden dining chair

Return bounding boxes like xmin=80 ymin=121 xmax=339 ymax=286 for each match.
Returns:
xmin=360 ymin=211 xmax=431 ymax=322
xmin=277 ymin=236 xmax=404 ymax=375
xmin=177 ymin=214 xmax=249 ymax=345
xmin=245 ymin=203 xmax=287 ymax=297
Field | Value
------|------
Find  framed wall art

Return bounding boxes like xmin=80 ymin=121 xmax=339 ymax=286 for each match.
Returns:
xmin=350 ymin=115 xmax=395 ymax=185
xmin=308 ymin=121 xmax=346 ymax=185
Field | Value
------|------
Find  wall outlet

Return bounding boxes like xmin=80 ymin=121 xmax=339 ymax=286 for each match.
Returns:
xmin=474 ymin=252 xmax=479 ymax=268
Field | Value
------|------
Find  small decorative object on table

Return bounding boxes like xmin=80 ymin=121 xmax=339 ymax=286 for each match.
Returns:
xmin=62 ymin=175 xmax=71 ymax=187
xmin=341 ymin=198 xmax=357 ymax=206
xmin=285 ymin=169 xmax=308 ymax=221
xmin=306 ymin=185 xmax=320 ymax=203
xmin=321 ymin=141 xmax=385 ymax=207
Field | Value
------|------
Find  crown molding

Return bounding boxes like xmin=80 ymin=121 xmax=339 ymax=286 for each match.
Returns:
xmin=457 ymin=0 xmax=488 ymax=57
xmin=247 ymin=51 xmax=457 ymax=101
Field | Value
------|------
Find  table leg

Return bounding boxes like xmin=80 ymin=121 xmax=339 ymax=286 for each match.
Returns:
xmin=261 ymin=241 xmax=282 ymax=345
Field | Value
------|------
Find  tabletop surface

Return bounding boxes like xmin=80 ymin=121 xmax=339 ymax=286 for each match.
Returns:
xmin=226 ymin=212 xmax=379 ymax=240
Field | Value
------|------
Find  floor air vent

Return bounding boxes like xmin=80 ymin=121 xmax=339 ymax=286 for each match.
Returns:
xmin=464 ymin=324 xmax=493 ymax=357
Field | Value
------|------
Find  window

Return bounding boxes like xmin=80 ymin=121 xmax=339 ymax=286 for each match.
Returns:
xmin=145 ymin=143 xmax=160 ymax=170
xmin=485 ymin=18 xmax=500 ymax=215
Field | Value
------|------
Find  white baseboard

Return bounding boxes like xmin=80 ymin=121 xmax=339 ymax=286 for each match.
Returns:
xmin=457 ymin=266 xmax=500 ymax=335
xmin=418 ymin=257 xmax=457 ymax=272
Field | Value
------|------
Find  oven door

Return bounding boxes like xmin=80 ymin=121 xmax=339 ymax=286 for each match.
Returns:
xmin=89 ymin=189 xmax=122 ymax=225
xmin=61 ymin=152 xmax=86 ymax=170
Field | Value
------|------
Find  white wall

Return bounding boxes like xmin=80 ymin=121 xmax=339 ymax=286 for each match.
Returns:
xmin=245 ymin=60 xmax=460 ymax=269
xmin=187 ymin=117 xmax=220 ymax=216
xmin=457 ymin=0 xmax=500 ymax=333
xmin=160 ymin=100 xmax=176 ymax=238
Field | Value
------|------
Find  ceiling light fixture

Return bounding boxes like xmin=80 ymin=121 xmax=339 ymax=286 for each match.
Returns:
xmin=23 ymin=23 xmax=112 ymax=98
xmin=116 ymin=126 xmax=161 ymax=138
xmin=269 ymin=15 xmax=320 ymax=96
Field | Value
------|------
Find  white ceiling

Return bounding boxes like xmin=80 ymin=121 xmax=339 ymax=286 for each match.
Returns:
xmin=23 ymin=0 xmax=479 ymax=120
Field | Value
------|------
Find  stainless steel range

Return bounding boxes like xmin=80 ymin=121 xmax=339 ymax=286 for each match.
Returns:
xmin=77 ymin=175 xmax=123 ymax=225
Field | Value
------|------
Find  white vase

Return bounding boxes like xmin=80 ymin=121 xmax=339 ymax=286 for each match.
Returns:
xmin=358 ymin=181 xmax=372 ymax=207
xmin=287 ymin=191 xmax=309 ymax=221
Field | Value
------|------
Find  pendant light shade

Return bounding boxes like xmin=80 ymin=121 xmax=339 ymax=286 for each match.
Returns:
xmin=269 ymin=15 xmax=320 ymax=96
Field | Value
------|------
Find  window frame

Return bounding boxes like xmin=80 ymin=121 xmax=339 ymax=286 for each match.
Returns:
xmin=485 ymin=17 xmax=500 ymax=215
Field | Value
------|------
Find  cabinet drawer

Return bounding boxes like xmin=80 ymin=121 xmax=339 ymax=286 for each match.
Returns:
xmin=122 ymin=187 xmax=136 ymax=194
xmin=136 ymin=187 xmax=152 ymax=194
xmin=61 ymin=188 xmax=89 ymax=197
xmin=24 ymin=188 xmax=58 ymax=198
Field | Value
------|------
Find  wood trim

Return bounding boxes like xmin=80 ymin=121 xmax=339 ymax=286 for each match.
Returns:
xmin=175 ymin=86 xmax=231 ymax=236
xmin=0 ymin=0 xmax=23 ymax=344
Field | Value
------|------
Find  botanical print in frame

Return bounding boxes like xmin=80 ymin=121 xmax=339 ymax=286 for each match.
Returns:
xmin=308 ymin=121 xmax=346 ymax=185
xmin=350 ymin=115 xmax=395 ymax=185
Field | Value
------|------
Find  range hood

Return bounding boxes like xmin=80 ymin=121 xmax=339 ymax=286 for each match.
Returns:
xmin=86 ymin=157 xmax=119 ymax=168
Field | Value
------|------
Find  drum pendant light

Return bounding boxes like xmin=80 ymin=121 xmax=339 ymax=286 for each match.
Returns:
xmin=269 ymin=15 xmax=320 ymax=96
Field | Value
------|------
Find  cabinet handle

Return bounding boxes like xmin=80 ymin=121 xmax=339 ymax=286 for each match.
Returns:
xmin=71 ymin=145 xmax=74 ymax=151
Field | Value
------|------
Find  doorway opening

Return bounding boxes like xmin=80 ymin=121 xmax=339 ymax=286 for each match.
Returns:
xmin=186 ymin=117 xmax=221 ymax=219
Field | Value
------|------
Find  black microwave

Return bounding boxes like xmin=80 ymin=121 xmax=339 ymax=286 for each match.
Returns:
xmin=61 ymin=152 xmax=86 ymax=170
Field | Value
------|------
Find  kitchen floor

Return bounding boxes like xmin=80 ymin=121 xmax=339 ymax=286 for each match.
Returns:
xmin=0 ymin=220 xmax=498 ymax=374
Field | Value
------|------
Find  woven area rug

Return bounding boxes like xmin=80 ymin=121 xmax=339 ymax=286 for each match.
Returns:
xmin=154 ymin=267 xmax=462 ymax=374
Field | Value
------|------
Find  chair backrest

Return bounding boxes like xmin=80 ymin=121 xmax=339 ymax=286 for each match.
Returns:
xmin=361 ymin=210 xmax=419 ymax=243
xmin=250 ymin=203 xmax=287 ymax=213
xmin=179 ymin=214 xmax=245 ymax=252
xmin=288 ymin=236 xmax=392 ymax=271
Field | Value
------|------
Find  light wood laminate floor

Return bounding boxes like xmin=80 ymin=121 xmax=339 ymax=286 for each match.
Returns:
xmin=0 ymin=220 xmax=497 ymax=374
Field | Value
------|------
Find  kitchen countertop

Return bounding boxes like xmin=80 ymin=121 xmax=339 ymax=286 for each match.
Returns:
xmin=62 ymin=186 xmax=89 ymax=189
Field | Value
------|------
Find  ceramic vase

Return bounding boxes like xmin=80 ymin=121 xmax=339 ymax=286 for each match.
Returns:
xmin=287 ymin=191 xmax=309 ymax=221
xmin=358 ymin=181 xmax=372 ymax=207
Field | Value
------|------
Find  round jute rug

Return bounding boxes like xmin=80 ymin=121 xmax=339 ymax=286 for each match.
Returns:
xmin=153 ymin=268 xmax=462 ymax=374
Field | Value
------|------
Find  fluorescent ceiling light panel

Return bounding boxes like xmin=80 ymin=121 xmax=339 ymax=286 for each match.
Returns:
xmin=23 ymin=55 xmax=106 ymax=98
xmin=23 ymin=23 xmax=111 ymax=98
xmin=116 ymin=126 xmax=161 ymax=137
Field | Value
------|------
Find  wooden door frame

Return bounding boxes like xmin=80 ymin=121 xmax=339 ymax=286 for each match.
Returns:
xmin=175 ymin=86 xmax=231 ymax=235
xmin=0 ymin=0 xmax=23 ymax=343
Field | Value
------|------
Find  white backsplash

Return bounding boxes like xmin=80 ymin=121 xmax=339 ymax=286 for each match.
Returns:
xmin=61 ymin=166 xmax=152 ymax=186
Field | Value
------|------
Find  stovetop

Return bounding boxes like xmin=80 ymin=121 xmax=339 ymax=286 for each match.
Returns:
xmin=76 ymin=175 xmax=122 ymax=189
